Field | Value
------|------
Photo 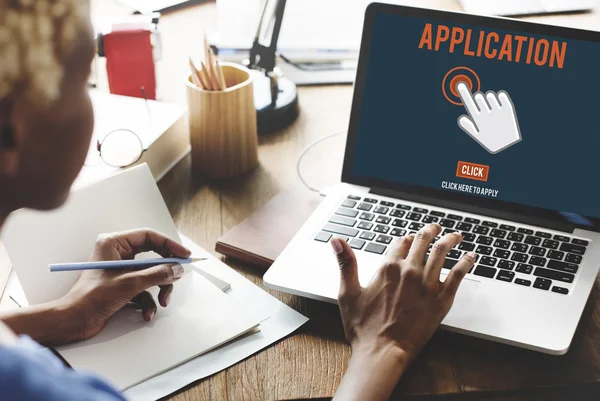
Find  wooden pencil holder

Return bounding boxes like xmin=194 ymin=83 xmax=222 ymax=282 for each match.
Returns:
xmin=186 ymin=62 xmax=259 ymax=178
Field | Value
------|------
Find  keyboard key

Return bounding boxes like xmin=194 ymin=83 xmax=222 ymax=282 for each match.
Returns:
xmin=376 ymin=216 xmax=391 ymax=224
xmin=490 ymin=229 xmax=507 ymax=239
xmin=517 ymin=228 xmax=534 ymax=235
xmin=439 ymin=219 xmax=456 ymax=228
xmin=359 ymin=213 xmax=375 ymax=221
xmin=390 ymin=209 xmax=405 ymax=218
xmin=465 ymin=217 xmax=480 ymax=224
xmin=380 ymin=201 xmax=394 ymax=207
xmin=323 ymin=223 xmax=358 ymax=237
xmin=332 ymin=235 xmax=349 ymax=242
xmin=547 ymin=250 xmax=564 ymax=260
xmin=476 ymin=236 xmax=493 ymax=245
xmin=524 ymin=236 xmax=541 ymax=246
xmin=413 ymin=207 xmax=428 ymax=214
xmin=542 ymin=239 xmax=559 ymax=250
xmin=430 ymin=211 xmax=445 ymax=217
xmin=516 ymin=263 xmax=533 ymax=274
xmin=511 ymin=252 xmax=528 ymax=262
xmin=314 ymin=231 xmax=332 ymax=242
xmin=442 ymin=259 xmax=458 ymax=269
xmin=349 ymin=239 xmax=366 ymax=250
xmin=374 ymin=225 xmax=390 ymax=234
xmin=329 ymin=215 xmax=357 ymax=227
xmin=336 ymin=207 xmax=358 ymax=218
xmin=422 ymin=215 xmax=439 ymax=223
xmin=364 ymin=198 xmax=378 ymax=203
xmin=373 ymin=206 xmax=389 ymax=215
xmin=462 ymin=233 xmax=476 ymax=242
xmin=357 ymin=222 xmax=373 ymax=230
xmin=480 ymin=256 xmax=497 ymax=267
xmin=365 ymin=242 xmax=386 ymax=254
xmin=554 ymin=235 xmax=570 ymax=242
xmin=496 ymin=270 xmax=515 ymax=282
xmin=499 ymin=224 xmax=516 ymax=231
xmin=392 ymin=219 xmax=408 ymax=228
xmin=507 ymin=232 xmax=524 ymax=242
xmin=529 ymin=256 xmax=547 ymax=267
xmin=533 ymin=278 xmax=552 ymax=291
xmin=515 ymin=278 xmax=532 ymax=287
xmin=529 ymin=246 xmax=546 ymax=257
xmin=447 ymin=214 xmax=463 ymax=220
xmin=552 ymin=286 xmax=569 ymax=295
xmin=473 ymin=226 xmax=489 ymax=235
xmin=535 ymin=231 xmax=552 ymax=239
xmin=448 ymin=249 xmax=462 ymax=259
xmin=376 ymin=235 xmax=393 ymax=244
xmin=573 ymin=238 xmax=590 ymax=247
xmin=390 ymin=228 xmax=406 ymax=237
xmin=341 ymin=199 xmax=357 ymax=208
xmin=559 ymin=243 xmax=586 ymax=256
xmin=498 ymin=260 xmax=515 ymax=270
xmin=476 ymin=245 xmax=493 ymax=255
xmin=396 ymin=204 xmax=411 ymax=210
xmin=474 ymin=265 xmax=497 ymax=278
xmin=409 ymin=222 xmax=425 ymax=231
xmin=482 ymin=221 xmax=498 ymax=228
xmin=347 ymin=195 xmax=361 ymax=200
xmin=357 ymin=203 xmax=373 ymax=211
xmin=494 ymin=239 xmax=510 ymax=249
xmin=458 ymin=242 xmax=475 ymax=251
xmin=359 ymin=231 xmax=376 ymax=241
xmin=443 ymin=229 xmax=457 ymax=235
xmin=456 ymin=222 xmax=473 ymax=231
xmin=547 ymin=260 xmax=578 ymax=274
xmin=493 ymin=249 xmax=510 ymax=259
xmin=534 ymin=267 xmax=574 ymax=283
xmin=406 ymin=213 xmax=422 ymax=221
xmin=565 ymin=253 xmax=582 ymax=264
xmin=511 ymin=243 xmax=528 ymax=253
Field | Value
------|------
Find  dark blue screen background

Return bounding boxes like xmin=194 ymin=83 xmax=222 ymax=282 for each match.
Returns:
xmin=353 ymin=12 xmax=600 ymax=218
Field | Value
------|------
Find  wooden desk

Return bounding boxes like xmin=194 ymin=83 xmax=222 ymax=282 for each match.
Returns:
xmin=90 ymin=2 xmax=600 ymax=400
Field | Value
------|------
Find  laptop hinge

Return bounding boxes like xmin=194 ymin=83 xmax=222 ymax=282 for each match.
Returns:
xmin=370 ymin=187 xmax=575 ymax=233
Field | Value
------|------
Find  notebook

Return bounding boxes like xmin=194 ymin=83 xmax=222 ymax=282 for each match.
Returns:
xmin=1 ymin=164 xmax=268 ymax=390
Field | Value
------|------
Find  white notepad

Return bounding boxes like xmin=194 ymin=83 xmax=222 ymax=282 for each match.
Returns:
xmin=1 ymin=164 xmax=268 ymax=390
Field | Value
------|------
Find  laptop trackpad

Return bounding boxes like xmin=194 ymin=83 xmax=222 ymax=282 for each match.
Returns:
xmin=441 ymin=276 xmax=480 ymax=326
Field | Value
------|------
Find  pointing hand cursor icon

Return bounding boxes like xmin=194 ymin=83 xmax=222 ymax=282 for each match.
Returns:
xmin=456 ymin=82 xmax=522 ymax=154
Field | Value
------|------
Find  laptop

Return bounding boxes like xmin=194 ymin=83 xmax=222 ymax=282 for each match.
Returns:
xmin=264 ymin=3 xmax=600 ymax=355
xmin=459 ymin=0 xmax=594 ymax=17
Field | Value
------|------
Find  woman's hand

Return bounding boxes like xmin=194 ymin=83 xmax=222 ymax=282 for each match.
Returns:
xmin=332 ymin=223 xmax=475 ymax=401
xmin=61 ymin=228 xmax=192 ymax=341
xmin=0 ymin=228 xmax=191 ymax=345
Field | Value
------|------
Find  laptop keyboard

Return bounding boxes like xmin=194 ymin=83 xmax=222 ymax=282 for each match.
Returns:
xmin=314 ymin=195 xmax=591 ymax=295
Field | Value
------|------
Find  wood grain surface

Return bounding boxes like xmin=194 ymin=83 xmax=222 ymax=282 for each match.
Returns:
xmin=87 ymin=1 xmax=600 ymax=400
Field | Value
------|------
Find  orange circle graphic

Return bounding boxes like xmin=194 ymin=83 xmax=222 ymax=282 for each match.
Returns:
xmin=442 ymin=66 xmax=481 ymax=106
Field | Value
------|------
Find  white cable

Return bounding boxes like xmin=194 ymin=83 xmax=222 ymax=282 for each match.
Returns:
xmin=296 ymin=130 xmax=346 ymax=195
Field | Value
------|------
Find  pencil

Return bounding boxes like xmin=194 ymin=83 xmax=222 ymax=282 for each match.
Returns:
xmin=49 ymin=257 xmax=207 ymax=272
xmin=215 ymin=59 xmax=227 ymax=90
xmin=188 ymin=57 xmax=203 ymax=88
xmin=207 ymin=47 xmax=221 ymax=90
xmin=200 ymin=61 xmax=214 ymax=91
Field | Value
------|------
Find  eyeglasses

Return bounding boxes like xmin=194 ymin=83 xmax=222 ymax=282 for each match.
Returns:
xmin=85 ymin=129 xmax=145 ymax=168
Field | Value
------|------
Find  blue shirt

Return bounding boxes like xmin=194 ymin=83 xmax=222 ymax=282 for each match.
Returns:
xmin=0 ymin=336 xmax=126 ymax=401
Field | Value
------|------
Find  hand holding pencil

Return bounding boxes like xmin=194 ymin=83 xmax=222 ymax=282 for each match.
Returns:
xmin=189 ymin=34 xmax=227 ymax=91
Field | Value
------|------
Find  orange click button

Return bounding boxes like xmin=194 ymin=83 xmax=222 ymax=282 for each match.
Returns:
xmin=456 ymin=161 xmax=489 ymax=182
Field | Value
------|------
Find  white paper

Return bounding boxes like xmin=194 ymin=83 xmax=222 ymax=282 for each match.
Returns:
xmin=123 ymin=234 xmax=310 ymax=401
xmin=58 ymin=270 xmax=264 ymax=390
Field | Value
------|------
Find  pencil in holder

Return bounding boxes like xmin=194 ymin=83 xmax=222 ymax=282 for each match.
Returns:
xmin=186 ymin=62 xmax=259 ymax=178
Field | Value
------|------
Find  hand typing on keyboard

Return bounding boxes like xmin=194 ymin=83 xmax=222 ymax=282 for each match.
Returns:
xmin=456 ymin=82 xmax=522 ymax=154
xmin=330 ymin=224 xmax=476 ymax=401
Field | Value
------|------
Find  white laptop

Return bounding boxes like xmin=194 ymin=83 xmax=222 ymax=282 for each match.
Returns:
xmin=459 ymin=0 xmax=594 ymax=17
xmin=264 ymin=3 xmax=600 ymax=355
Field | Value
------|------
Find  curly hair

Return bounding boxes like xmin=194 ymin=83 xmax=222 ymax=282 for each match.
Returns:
xmin=0 ymin=0 xmax=89 ymax=107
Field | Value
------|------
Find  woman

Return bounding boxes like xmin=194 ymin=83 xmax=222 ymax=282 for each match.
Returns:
xmin=0 ymin=1 xmax=475 ymax=400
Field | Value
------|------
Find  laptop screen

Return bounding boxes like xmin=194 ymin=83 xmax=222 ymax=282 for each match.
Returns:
xmin=347 ymin=6 xmax=600 ymax=227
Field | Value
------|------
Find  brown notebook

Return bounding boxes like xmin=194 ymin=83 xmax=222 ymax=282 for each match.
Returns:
xmin=216 ymin=185 xmax=600 ymax=398
xmin=216 ymin=184 xmax=322 ymax=269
